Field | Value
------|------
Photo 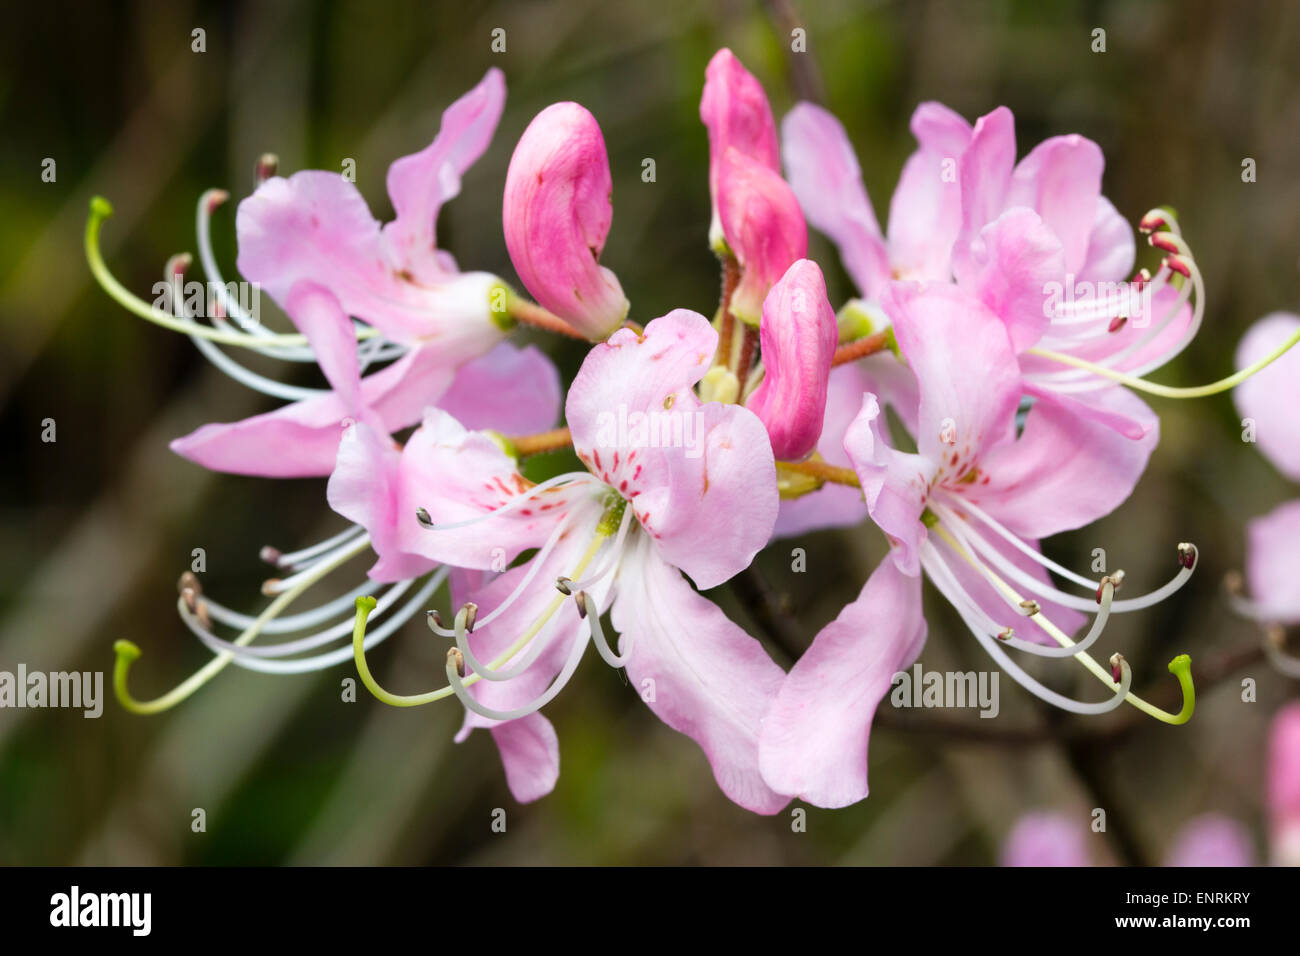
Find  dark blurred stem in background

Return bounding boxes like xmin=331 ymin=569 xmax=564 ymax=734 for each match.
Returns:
xmin=763 ymin=0 xmax=826 ymax=105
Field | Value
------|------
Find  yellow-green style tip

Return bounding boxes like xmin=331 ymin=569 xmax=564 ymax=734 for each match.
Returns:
xmin=90 ymin=196 xmax=114 ymax=218
xmin=114 ymin=639 xmax=141 ymax=662
xmin=356 ymin=595 xmax=378 ymax=614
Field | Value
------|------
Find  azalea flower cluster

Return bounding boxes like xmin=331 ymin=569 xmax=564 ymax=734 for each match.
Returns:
xmin=90 ymin=50 xmax=1300 ymax=813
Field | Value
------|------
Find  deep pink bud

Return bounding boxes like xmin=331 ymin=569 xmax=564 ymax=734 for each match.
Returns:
xmin=701 ymin=49 xmax=780 ymax=226
xmin=503 ymin=102 xmax=628 ymax=340
xmin=745 ymin=259 xmax=837 ymax=461
xmin=1268 ymin=701 xmax=1300 ymax=864
xmin=717 ymin=148 xmax=808 ymax=324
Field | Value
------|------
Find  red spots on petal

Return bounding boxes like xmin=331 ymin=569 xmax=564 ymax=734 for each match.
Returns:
xmin=592 ymin=450 xmax=603 ymax=471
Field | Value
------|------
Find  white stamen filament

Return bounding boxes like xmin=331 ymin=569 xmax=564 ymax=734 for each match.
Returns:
xmin=920 ymin=539 xmax=1133 ymax=714
xmin=272 ymin=524 xmax=368 ymax=569
xmin=444 ymin=609 xmax=593 ymax=722
xmin=937 ymin=501 xmax=1195 ymax=613
xmin=198 ymin=577 xmax=417 ymax=657
xmin=185 ymin=569 xmax=445 ymax=674
xmin=427 ymin=512 xmax=579 ymax=639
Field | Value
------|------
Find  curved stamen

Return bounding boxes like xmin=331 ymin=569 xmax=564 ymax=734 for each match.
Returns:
xmin=426 ymin=512 xmax=578 ymax=638
xmin=205 ymin=578 xmax=379 ymax=634
xmin=114 ymin=533 xmax=372 ymax=714
xmin=577 ymin=591 xmax=632 ymax=668
xmin=443 ymin=613 xmax=592 ymax=721
xmin=951 ymin=499 xmax=1195 ymax=610
xmin=269 ymin=524 xmax=367 ymax=570
xmin=1024 ymin=288 xmax=1300 ymax=401
xmin=352 ymin=530 xmax=609 ymax=707
xmin=185 ymin=570 xmax=445 ymax=674
xmin=929 ymin=524 xmax=1195 ymax=724
xmin=195 ymin=577 xmax=417 ymax=657
xmin=86 ymin=197 xmax=380 ymax=350
xmin=166 ymin=247 xmax=331 ymax=400
xmin=941 ymin=502 xmax=1190 ymax=613
xmin=997 ymin=579 xmax=1116 ymax=659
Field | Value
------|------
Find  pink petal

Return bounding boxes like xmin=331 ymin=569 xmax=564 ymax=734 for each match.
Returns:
xmin=325 ymin=423 xmax=435 ymax=582
xmin=1268 ymin=702 xmax=1300 ymax=859
xmin=170 ymin=282 xmax=377 ymax=478
xmin=745 ymin=259 xmax=839 ymax=460
xmin=844 ymin=393 xmax=935 ymax=576
xmin=1077 ymin=196 xmax=1135 ymax=283
xmin=758 ymin=559 xmax=926 ymax=808
xmin=886 ymin=101 xmax=972 ymax=282
xmin=973 ymin=387 xmax=1158 ymax=540
xmin=435 ymin=341 xmax=563 ymax=436
xmin=1165 ymin=815 xmax=1255 ymax=867
xmin=955 ymin=207 xmax=1065 ymax=352
xmin=781 ymin=103 xmax=889 ymax=297
xmin=567 ymin=309 xmax=778 ymax=589
xmin=952 ymin=106 xmax=1016 ymax=278
xmin=381 ymin=68 xmax=506 ymax=284
xmin=1001 ymin=813 xmax=1091 ymax=867
xmin=774 ymin=354 xmax=917 ymax=539
xmin=1245 ymin=498 xmax=1300 ymax=623
xmin=1235 ymin=312 xmax=1300 ymax=482
xmin=881 ymin=281 xmax=1022 ymax=467
xmin=329 ymin=408 xmax=573 ymax=574
xmin=1006 ymin=134 xmax=1105 ymax=275
xmin=502 ymin=102 xmax=628 ymax=340
xmin=717 ymin=147 xmax=808 ymax=324
xmin=612 ymin=538 xmax=789 ymax=814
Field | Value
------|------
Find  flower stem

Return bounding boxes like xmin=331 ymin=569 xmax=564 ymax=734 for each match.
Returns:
xmin=509 ymin=426 xmax=573 ymax=457
xmin=777 ymin=459 xmax=861 ymax=487
xmin=505 ymin=293 xmax=587 ymax=339
xmin=832 ymin=330 xmax=891 ymax=367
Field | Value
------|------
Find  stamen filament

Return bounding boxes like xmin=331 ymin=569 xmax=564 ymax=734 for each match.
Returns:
xmin=1025 ymin=318 xmax=1300 ymax=399
xmin=186 ymin=570 xmax=445 ymax=674
xmin=114 ymin=532 xmax=372 ymax=714
xmin=931 ymin=523 xmax=1195 ymax=724
xmin=86 ymin=197 xmax=380 ymax=350
xmin=352 ymin=531 xmax=609 ymax=707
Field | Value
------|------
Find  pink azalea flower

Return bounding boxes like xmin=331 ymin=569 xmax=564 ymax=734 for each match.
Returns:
xmin=502 ymin=102 xmax=629 ymax=341
xmin=1229 ymin=313 xmax=1300 ymax=675
xmin=331 ymin=310 xmax=788 ymax=811
xmin=1000 ymin=813 xmax=1092 ymax=867
xmin=1268 ymin=701 xmax=1300 ymax=865
xmin=760 ymin=282 xmax=1195 ymax=808
xmin=170 ymin=68 xmax=552 ymax=477
xmin=1000 ymin=811 xmax=1256 ymax=867
xmin=782 ymin=101 xmax=1200 ymax=439
xmin=1165 ymin=815 xmax=1255 ymax=867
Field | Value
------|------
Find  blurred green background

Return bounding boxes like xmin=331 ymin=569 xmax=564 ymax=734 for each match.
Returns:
xmin=1 ymin=0 xmax=1298 ymax=865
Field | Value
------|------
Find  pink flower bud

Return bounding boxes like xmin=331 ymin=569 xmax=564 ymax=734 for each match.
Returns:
xmin=503 ymin=102 xmax=628 ymax=340
xmin=701 ymin=48 xmax=780 ymax=230
xmin=745 ymin=259 xmax=837 ymax=461
xmin=1268 ymin=701 xmax=1300 ymax=864
xmin=717 ymin=148 xmax=808 ymax=324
